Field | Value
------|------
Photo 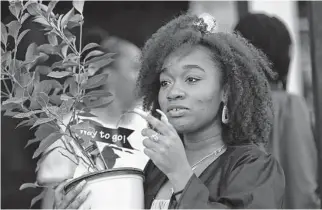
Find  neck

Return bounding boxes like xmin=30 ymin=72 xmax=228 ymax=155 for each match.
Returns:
xmin=183 ymin=119 xmax=224 ymax=151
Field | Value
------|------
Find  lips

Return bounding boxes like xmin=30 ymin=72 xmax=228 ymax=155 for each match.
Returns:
xmin=167 ymin=105 xmax=189 ymax=117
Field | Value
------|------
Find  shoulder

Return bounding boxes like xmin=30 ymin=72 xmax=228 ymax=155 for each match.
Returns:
xmin=222 ymin=144 xmax=281 ymax=171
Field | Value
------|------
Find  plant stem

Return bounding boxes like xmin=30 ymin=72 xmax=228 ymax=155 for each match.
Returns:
xmin=77 ymin=22 xmax=84 ymax=96
xmin=79 ymin=22 xmax=83 ymax=54
xmin=67 ymin=126 xmax=98 ymax=171
xmin=3 ymin=80 xmax=11 ymax=96
xmin=1 ymin=91 xmax=9 ymax=97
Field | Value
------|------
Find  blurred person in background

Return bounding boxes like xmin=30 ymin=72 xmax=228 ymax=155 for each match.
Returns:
xmin=235 ymin=13 xmax=320 ymax=209
xmin=40 ymin=30 xmax=148 ymax=208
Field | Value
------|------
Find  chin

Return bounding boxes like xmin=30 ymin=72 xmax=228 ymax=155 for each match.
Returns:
xmin=169 ymin=118 xmax=194 ymax=134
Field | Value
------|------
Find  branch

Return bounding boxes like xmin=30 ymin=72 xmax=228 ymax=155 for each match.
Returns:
xmin=58 ymin=151 xmax=78 ymax=165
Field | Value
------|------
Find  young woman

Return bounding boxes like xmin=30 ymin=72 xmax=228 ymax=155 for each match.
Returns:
xmin=53 ymin=13 xmax=285 ymax=209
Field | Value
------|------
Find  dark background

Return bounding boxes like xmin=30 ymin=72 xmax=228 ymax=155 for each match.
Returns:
xmin=1 ymin=1 xmax=188 ymax=208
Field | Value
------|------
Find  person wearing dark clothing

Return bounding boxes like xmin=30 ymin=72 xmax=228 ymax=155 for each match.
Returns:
xmin=235 ymin=13 xmax=320 ymax=209
xmin=52 ymin=13 xmax=285 ymax=209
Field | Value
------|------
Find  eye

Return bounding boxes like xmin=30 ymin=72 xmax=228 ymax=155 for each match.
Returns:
xmin=186 ymin=77 xmax=200 ymax=83
xmin=160 ymin=80 xmax=170 ymax=87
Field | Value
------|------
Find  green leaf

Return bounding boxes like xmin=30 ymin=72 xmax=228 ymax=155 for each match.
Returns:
xmin=30 ymin=117 xmax=55 ymax=130
xmin=85 ymin=53 xmax=115 ymax=65
xmin=35 ymin=123 xmax=59 ymax=140
xmin=9 ymin=1 xmax=22 ymax=19
xmin=37 ymin=43 xmax=60 ymax=55
xmin=29 ymin=92 xmax=49 ymax=109
xmin=18 ymin=72 xmax=32 ymax=87
xmin=58 ymin=98 xmax=73 ymax=117
xmin=13 ymin=110 xmax=44 ymax=119
xmin=30 ymin=190 xmax=46 ymax=208
xmin=60 ymin=94 xmax=73 ymax=101
xmin=49 ymin=94 xmax=62 ymax=106
xmin=47 ymin=71 xmax=72 ymax=78
xmin=25 ymin=138 xmax=40 ymax=148
xmin=36 ymin=80 xmax=62 ymax=93
xmin=36 ymin=52 xmax=49 ymax=64
xmin=57 ymin=14 xmax=63 ymax=29
xmin=63 ymin=28 xmax=76 ymax=44
xmin=73 ymin=0 xmax=85 ymax=14
xmin=43 ymin=106 xmax=60 ymax=119
xmin=78 ymin=111 xmax=97 ymax=118
xmin=74 ymin=72 xmax=88 ymax=84
xmin=63 ymin=53 xmax=78 ymax=63
xmin=84 ymin=50 xmax=104 ymax=62
xmin=47 ymin=32 xmax=58 ymax=46
xmin=63 ymin=77 xmax=77 ymax=96
xmin=2 ymin=96 xmax=28 ymax=105
xmin=84 ymin=96 xmax=114 ymax=109
xmin=60 ymin=8 xmax=74 ymax=30
xmin=1 ymin=51 xmax=12 ymax=68
xmin=81 ymin=73 xmax=108 ymax=90
xmin=67 ymin=14 xmax=82 ymax=29
xmin=7 ymin=20 xmax=21 ymax=41
xmin=25 ymin=42 xmax=38 ymax=62
xmin=33 ymin=132 xmax=63 ymax=158
xmin=20 ymin=182 xmax=39 ymax=191
xmin=81 ymin=42 xmax=100 ymax=53
xmin=16 ymin=118 xmax=37 ymax=129
xmin=26 ymin=2 xmax=41 ymax=16
xmin=20 ymin=13 xmax=30 ymax=24
xmin=47 ymin=0 xmax=59 ymax=19
xmin=17 ymin=29 xmax=30 ymax=46
xmin=35 ymin=65 xmax=51 ymax=75
xmin=9 ymin=5 xmax=18 ymax=19
xmin=51 ymin=60 xmax=63 ymax=69
xmin=61 ymin=44 xmax=69 ymax=58
xmin=84 ymin=90 xmax=113 ymax=98
xmin=33 ymin=16 xmax=50 ymax=27
xmin=87 ymin=58 xmax=113 ymax=74
xmin=1 ymin=22 xmax=8 ymax=46
xmin=3 ymin=109 xmax=20 ymax=117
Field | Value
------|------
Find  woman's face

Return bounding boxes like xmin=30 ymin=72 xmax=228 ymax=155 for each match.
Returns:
xmin=158 ymin=45 xmax=224 ymax=134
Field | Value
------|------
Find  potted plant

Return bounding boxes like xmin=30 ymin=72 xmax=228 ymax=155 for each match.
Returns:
xmin=1 ymin=0 xmax=145 ymax=208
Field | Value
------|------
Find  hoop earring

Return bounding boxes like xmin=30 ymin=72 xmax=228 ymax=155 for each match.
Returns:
xmin=222 ymin=105 xmax=229 ymax=124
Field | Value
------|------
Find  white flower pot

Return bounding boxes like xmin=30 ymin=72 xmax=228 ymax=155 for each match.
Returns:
xmin=64 ymin=167 xmax=145 ymax=209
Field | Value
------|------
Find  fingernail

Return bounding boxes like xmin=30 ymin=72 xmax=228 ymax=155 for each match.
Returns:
xmin=133 ymin=108 xmax=148 ymax=118
xmin=86 ymin=191 xmax=91 ymax=197
xmin=156 ymin=109 xmax=168 ymax=122
xmin=78 ymin=180 xmax=86 ymax=187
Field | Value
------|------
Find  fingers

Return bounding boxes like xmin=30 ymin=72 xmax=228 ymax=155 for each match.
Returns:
xmin=143 ymin=148 xmax=159 ymax=161
xmin=55 ymin=180 xmax=87 ymax=209
xmin=142 ymin=137 xmax=159 ymax=150
xmin=133 ymin=108 xmax=175 ymax=135
xmin=141 ymin=128 xmax=159 ymax=139
xmin=66 ymin=191 xmax=91 ymax=209
xmin=156 ymin=109 xmax=169 ymax=123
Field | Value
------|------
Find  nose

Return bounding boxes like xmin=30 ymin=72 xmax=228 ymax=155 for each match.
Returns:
xmin=166 ymin=82 xmax=185 ymax=101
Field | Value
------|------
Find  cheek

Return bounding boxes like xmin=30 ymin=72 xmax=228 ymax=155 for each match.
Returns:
xmin=195 ymin=89 xmax=222 ymax=118
xmin=158 ymin=89 xmax=167 ymax=111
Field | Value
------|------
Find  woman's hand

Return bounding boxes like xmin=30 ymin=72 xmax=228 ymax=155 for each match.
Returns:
xmin=54 ymin=179 xmax=91 ymax=209
xmin=133 ymin=108 xmax=193 ymax=192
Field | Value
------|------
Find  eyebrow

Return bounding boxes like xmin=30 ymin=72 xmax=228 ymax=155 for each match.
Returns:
xmin=161 ymin=64 xmax=205 ymax=74
xmin=182 ymin=64 xmax=205 ymax=72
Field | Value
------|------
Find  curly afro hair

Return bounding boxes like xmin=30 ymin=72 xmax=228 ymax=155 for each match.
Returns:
xmin=137 ymin=13 xmax=277 ymax=146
